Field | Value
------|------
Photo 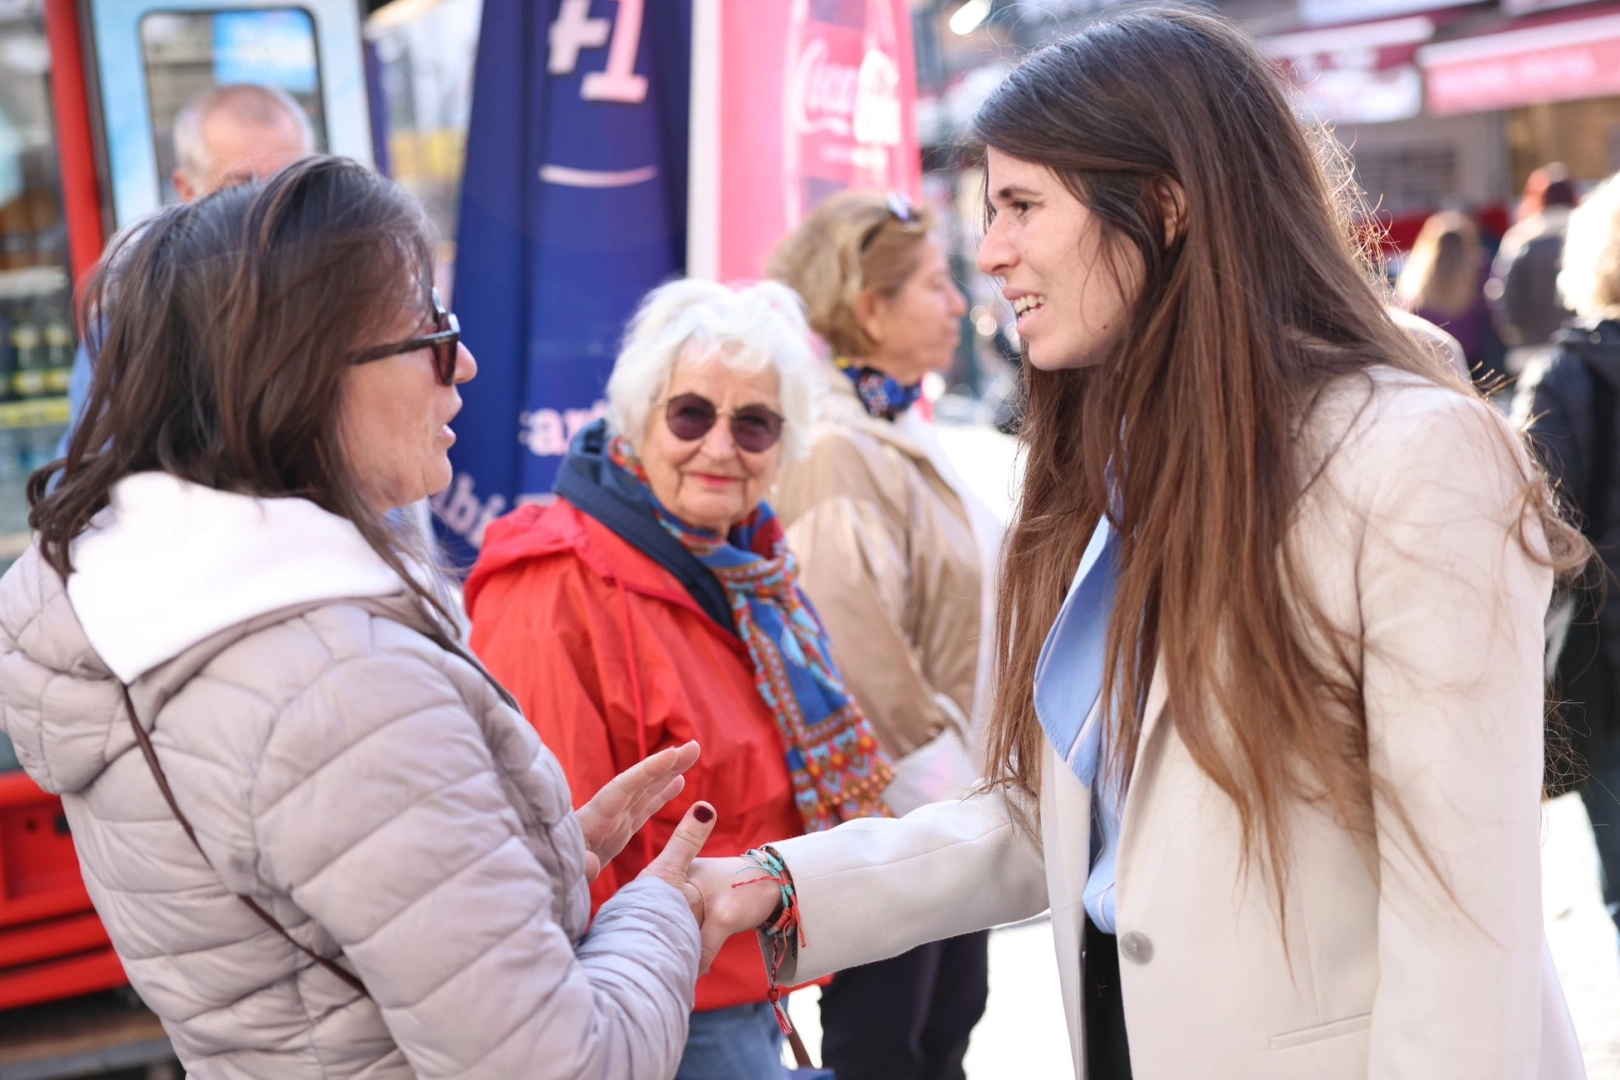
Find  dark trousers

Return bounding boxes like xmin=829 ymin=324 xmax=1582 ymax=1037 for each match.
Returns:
xmin=818 ymin=931 xmax=990 ymax=1080
xmin=1084 ymin=928 xmax=1133 ymax=1080
xmin=1557 ymin=623 xmax=1620 ymax=933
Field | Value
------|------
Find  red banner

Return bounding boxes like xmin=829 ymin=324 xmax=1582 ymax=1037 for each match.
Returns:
xmin=689 ymin=0 xmax=921 ymax=282
xmin=1420 ymin=12 xmax=1620 ymax=115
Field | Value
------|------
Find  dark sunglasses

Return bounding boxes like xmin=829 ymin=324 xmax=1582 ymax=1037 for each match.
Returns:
xmin=354 ymin=287 xmax=461 ymax=386
xmin=664 ymin=393 xmax=785 ymax=453
xmin=858 ymin=191 xmax=920 ymax=254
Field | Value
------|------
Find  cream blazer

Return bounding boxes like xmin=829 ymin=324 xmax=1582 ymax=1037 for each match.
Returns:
xmin=768 ymin=369 xmax=1586 ymax=1080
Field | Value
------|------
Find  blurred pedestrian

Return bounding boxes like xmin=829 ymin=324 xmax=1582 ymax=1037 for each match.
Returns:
xmin=1396 ymin=210 xmax=1501 ymax=387
xmin=464 ymin=279 xmax=893 ymax=1080
xmin=690 ymin=9 xmax=1589 ymax=1079
xmin=1 ymin=157 xmax=717 ymax=1078
xmin=1516 ymin=170 xmax=1620 ymax=937
xmin=1487 ymin=163 xmax=1578 ymax=374
xmin=59 ymin=83 xmax=315 ymax=455
xmin=766 ymin=191 xmax=997 ymax=1080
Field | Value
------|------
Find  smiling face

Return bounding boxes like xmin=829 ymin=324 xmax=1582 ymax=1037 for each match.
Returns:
xmin=977 ymin=147 xmax=1142 ymax=372
xmin=857 ymin=238 xmax=968 ymax=382
xmin=339 ymin=300 xmax=477 ymax=513
xmin=639 ymin=352 xmax=784 ymax=534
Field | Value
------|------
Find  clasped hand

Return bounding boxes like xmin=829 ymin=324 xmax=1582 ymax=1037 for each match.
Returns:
xmin=574 ymin=741 xmax=788 ymax=972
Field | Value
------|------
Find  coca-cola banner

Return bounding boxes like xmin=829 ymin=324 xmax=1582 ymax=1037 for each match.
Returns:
xmin=689 ymin=0 xmax=922 ymax=281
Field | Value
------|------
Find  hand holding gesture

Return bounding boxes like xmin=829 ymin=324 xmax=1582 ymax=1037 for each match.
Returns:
xmin=686 ymin=856 xmax=786 ymax=973
xmin=575 ymin=741 xmax=701 ymax=881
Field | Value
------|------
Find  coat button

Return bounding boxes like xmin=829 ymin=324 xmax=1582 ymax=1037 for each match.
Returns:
xmin=1119 ymin=931 xmax=1154 ymax=965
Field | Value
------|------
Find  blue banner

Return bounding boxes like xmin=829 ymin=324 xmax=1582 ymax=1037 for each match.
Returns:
xmin=436 ymin=0 xmax=691 ymax=565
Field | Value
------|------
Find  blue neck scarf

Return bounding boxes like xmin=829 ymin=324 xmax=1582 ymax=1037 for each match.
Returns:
xmin=833 ymin=355 xmax=923 ymax=419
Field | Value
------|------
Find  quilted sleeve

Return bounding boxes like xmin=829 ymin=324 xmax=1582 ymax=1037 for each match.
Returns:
xmin=250 ymin=641 xmax=700 ymax=1080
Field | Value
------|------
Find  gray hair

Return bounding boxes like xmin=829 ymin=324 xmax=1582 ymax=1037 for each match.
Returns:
xmin=172 ymin=84 xmax=315 ymax=185
xmin=606 ymin=279 xmax=819 ymax=462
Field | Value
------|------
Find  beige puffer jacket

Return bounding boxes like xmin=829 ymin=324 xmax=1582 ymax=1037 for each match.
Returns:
xmin=0 ymin=473 xmax=700 ymax=1080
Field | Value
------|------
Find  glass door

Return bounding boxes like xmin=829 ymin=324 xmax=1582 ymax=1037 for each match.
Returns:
xmin=0 ymin=0 xmax=73 ymax=577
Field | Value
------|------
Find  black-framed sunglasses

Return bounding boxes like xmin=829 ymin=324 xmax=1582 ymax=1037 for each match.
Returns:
xmin=858 ymin=191 xmax=920 ymax=254
xmin=354 ymin=287 xmax=462 ymax=386
xmin=664 ymin=393 xmax=785 ymax=453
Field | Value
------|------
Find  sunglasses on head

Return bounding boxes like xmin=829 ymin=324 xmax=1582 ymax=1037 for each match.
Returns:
xmin=664 ymin=393 xmax=785 ymax=453
xmin=859 ymin=191 xmax=921 ymax=254
xmin=354 ymin=287 xmax=462 ymax=386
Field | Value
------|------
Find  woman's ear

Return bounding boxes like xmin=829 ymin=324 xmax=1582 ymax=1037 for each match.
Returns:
xmin=854 ymin=287 xmax=887 ymax=350
xmin=1157 ymin=179 xmax=1188 ymax=248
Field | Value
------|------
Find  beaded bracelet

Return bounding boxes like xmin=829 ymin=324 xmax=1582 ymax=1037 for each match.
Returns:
xmin=735 ymin=845 xmax=803 ymax=1035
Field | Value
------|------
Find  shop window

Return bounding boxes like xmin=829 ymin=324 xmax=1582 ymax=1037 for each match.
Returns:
xmin=1351 ymin=144 xmax=1459 ymax=215
xmin=138 ymin=8 xmax=328 ymax=203
xmin=0 ymin=0 xmax=72 ymax=577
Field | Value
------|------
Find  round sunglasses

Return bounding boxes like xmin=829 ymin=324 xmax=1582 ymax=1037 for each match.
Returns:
xmin=354 ymin=287 xmax=462 ymax=386
xmin=664 ymin=393 xmax=785 ymax=453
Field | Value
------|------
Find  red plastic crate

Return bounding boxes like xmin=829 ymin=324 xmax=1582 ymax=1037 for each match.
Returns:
xmin=0 ymin=773 xmax=128 ymax=1007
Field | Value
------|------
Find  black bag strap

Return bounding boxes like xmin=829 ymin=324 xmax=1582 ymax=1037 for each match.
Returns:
xmin=119 ymin=683 xmax=371 ymax=999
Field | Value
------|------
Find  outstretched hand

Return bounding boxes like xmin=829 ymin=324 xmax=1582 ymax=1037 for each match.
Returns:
xmin=686 ymin=856 xmax=785 ymax=974
xmin=576 ymin=741 xmax=701 ymax=881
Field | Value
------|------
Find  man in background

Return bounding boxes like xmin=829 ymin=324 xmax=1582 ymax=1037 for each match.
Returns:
xmin=1487 ymin=162 xmax=1579 ymax=376
xmin=59 ymin=83 xmax=315 ymax=454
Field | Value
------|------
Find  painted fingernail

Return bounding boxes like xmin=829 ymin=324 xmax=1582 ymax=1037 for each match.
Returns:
xmin=693 ymin=804 xmax=714 ymax=824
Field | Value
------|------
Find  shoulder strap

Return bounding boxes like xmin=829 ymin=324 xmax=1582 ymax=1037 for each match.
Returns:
xmin=118 ymin=683 xmax=371 ymax=999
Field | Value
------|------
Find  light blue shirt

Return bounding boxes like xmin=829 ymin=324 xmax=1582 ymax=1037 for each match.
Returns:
xmin=1033 ymin=518 xmax=1124 ymax=933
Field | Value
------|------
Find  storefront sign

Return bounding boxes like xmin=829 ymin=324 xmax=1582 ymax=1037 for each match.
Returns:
xmin=1420 ymin=13 xmax=1620 ymax=115
xmin=1291 ymin=63 xmax=1424 ymax=124
xmin=1299 ymin=0 xmax=1459 ymax=29
xmin=688 ymin=0 xmax=921 ymax=280
xmin=1503 ymin=0 xmax=1595 ymax=13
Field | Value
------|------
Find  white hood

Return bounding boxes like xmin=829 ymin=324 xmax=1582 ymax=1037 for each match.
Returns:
xmin=67 ymin=472 xmax=406 ymax=683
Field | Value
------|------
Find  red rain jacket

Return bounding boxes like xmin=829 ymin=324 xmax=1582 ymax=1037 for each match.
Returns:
xmin=465 ymin=500 xmax=807 ymax=1012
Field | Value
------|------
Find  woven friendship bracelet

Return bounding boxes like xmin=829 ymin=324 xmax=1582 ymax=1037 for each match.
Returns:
xmin=735 ymin=845 xmax=803 ymax=1035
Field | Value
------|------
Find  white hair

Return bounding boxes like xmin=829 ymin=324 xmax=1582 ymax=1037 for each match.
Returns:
xmin=1559 ymin=173 xmax=1620 ymax=321
xmin=606 ymin=279 xmax=819 ymax=462
xmin=172 ymin=83 xmax=316 ymax=185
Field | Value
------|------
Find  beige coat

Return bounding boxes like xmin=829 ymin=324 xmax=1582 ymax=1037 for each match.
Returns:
xmin=0 ymin=473 xmax=700 ymax=1080
xmin=766 ymin=369 xmax=1585 ymax=1080
xmin=774 ymin=372 xmax=987 ymax=782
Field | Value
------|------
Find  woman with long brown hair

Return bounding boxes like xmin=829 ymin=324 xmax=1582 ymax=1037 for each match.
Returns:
xmin=0 ymin=157 xmax=720 ymax=1079
xmin=689 ymin=7 xmax=1587 ymax=1079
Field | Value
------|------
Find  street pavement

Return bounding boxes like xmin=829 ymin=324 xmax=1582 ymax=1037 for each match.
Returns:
xmin=781 ymin=418 xmax=1620 ymax=1078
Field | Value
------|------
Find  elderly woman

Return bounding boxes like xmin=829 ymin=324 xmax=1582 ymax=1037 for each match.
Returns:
xmin=765 ymin=192 xmax=995 ymax=1080
xmin=1517 ymin=170 xmax=1620 ymax=935
xmin=0 ymin=158 xmax=717 ymax=1079
xmin=465 ymin=278 xmax=893 ymax=1080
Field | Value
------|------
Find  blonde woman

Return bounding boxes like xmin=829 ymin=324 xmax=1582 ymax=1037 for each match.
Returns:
xmin=1396 ymin=210 xmax=1498 ymax=385
xmin=766 ymin=193 xmax=995 ymax=1080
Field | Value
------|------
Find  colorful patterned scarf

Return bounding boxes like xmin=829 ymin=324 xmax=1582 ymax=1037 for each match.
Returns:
xmin=609 ymin=436 xmax=893 ymax=832
xmin=833 ymin=355 xmax=923 ymax=419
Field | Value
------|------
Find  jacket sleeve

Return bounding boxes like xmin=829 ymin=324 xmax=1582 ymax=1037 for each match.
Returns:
xmin=468 ymin=556 xmax=657 ymax=909
xmin=251 ymin=643 xmax=699 ymax=1080
xmin=1487 ymin=245 xmax=1531 ymax=346
xmin=1355 ymin=392 xmax=1556 ymax=1079
xmin=1518 ymin=353 xmax=1588 ymax=520
xmin=779 ymin=434 xmax=965 ymax=759
xmin=764 ymin=791 xmax=1047 ymax=984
